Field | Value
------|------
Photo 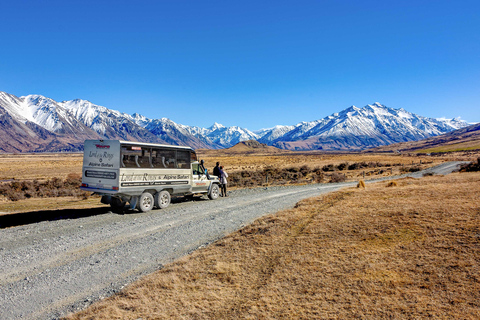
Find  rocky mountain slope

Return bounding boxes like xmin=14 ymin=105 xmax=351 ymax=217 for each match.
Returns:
xmin=0 ymin=91 xmax=470 ymax=152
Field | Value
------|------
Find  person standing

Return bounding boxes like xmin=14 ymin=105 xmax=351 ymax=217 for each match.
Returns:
xmin=219 ymin=165 xmax=228 ymax=197
xmin=213 ymin=162 xmax=221 ymax=177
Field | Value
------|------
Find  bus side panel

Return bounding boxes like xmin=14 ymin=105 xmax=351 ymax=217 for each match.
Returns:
xmin=118 ymin=168 xmax=192 ymax=196
xmin=81 ymin=140 xmax=121 ymax=193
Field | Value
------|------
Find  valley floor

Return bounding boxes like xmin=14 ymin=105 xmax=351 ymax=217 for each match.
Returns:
xmin=66 ymin=171 xmax=480 ymax=319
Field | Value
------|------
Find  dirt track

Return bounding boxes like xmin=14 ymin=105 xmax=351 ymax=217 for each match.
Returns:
xmin=0 ymin=162 xmax=466 ymax=319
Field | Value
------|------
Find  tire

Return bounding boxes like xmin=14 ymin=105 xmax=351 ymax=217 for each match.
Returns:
xmin=208 ymin=184 xmax=220 ymax=200
xmin=137 ymin=192 xmax=154 ymax=212
xmin=154 ymin=190 xmax=171 ymax=209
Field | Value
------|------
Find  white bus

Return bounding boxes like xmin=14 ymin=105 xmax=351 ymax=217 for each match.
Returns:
xmin=81 ymin=140 xmax=220 ymax=212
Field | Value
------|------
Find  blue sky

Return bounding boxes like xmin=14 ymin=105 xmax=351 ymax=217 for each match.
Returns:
xmin=1 ymin=0 xmax=479 ymax=130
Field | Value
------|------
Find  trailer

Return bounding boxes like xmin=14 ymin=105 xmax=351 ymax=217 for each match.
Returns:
xmin=81 ymin=140 xmax=220 ymax=212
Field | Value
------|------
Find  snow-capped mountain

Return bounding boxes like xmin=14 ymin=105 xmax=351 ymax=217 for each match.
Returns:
xmin=0 ymin=91 xmax=256 ymax=152
xmin=130 ymin=115 xmax=215 ymax=149
xmin=0 ymin=91 xmax=471 ymax=153
xmin=257 ymin=103 xmax=469 ymax=150
xmin=254 ymin=125 xmax=296 ymax=142
xmin=186 ymin=123 xmax=260 ymax=147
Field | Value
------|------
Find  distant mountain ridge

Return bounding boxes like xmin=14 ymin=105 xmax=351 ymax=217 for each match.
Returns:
xmin=0 ymin=91 xmax=470 ymax=153
xmin=368 ymin=122 xmax=480 ymax=153
xmin=258 ymin=103 xmax=468 ymax=150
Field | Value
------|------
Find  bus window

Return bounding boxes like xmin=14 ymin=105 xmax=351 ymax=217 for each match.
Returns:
xmin=122 ymin=146 xmax=142 ymax=168
xmin=191 ymin=151 xmax=197 ymax=162
xmin=152 ymin=148 xmax=176 ymax=168
xmin=137 ymin=148 xmax=151 ymax=168
xmin=177 ymin=150 xmax=191 ymax=169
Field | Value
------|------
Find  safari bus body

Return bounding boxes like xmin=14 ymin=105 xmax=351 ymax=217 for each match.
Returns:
xmin=81 ymin=140 xmax=220 ymax=212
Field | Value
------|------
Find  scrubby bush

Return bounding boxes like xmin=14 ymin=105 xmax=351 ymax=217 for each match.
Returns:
xmin=299 ymin=165 xmax=310 ymax=177
xmin=322 ymin=164 xmax=336 ymax=172
xmin=329 ymin=173 xmax=346 ymax=183
xmin=337 ymin=162 xmax=349 ymax=171
xmin=460 ymin=158 xmax=480 ymax=172
xmin=0 ymin=174 xmax=88 ymax=202
xmin=400 ymin=166 xmax=422 ymax=173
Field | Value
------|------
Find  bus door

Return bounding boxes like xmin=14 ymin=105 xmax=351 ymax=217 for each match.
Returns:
xmin=191 ymin=162 xmax=209 ymax=192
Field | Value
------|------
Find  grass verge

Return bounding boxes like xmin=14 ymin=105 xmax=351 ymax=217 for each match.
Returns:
xmin=65 ymin=172 xmax=480 ymax=319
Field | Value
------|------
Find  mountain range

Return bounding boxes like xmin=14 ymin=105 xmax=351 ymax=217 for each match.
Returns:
xmin=0 ymin=91 xmax=470 ymax=153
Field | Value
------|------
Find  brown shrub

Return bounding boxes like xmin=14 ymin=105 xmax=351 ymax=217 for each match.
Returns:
xmin=0 ymin=173 xmax=85 ymax=201
xmin=329 ymin=172 xmax=346 ymax=183
xmin=357 ymin=180 xmax=366 ymax=188
xmin=401 ymin=166 xmax=422 ymax=173
xmin=337 ymin=162 xmax=349 ymax=171
xmin=460 ymin=158 xmax=480 ymax=172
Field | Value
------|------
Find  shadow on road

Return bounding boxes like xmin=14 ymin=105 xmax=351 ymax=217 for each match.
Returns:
xmin=0 ymin=195 xmax=212 ymax=229
xmin=0 ymin=207 xmax=112 ymax=229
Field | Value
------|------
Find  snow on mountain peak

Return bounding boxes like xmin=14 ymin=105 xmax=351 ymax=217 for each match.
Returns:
xmin=208 ymin=122 xmax=225 ymax=131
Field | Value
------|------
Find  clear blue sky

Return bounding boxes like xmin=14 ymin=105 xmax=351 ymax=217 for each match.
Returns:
xmin=1 ymin=0 xmax=479 ymax=130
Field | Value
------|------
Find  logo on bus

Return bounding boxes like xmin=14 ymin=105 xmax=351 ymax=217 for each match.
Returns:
xmin=95 ymin=144 xmax=110 ymax=149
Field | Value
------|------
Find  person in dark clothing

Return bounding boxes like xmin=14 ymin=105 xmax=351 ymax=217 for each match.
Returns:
xmin=213 ymin=162 xmax=221 ymax=177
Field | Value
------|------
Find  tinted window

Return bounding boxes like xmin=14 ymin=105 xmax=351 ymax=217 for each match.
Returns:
xmin=177 ymin=150 xmax=191 ymax=169
xmin=152 ymin=148 xmax=176 ymax=168
xmin=121 ymin=145 xmax=192 ymax=169
xmin=122 ymin=146 xmax=142 ymax=168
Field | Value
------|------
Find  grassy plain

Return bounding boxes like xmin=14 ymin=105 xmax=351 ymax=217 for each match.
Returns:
xmin=0 ymin=153 xmax=84 ymax=181
xmin=65 ymin=172 xmax=480 ymax=319
xmin=0 ymin=150 xmax=450 ymax=213
xmin=0 ymin=151 xmax=443 ymax=182
xmin=417 ymin=140 xmax=480 ymax=153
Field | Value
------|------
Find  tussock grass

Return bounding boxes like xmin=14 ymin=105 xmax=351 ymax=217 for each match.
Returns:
xmin=65 ymin=172 xmax=480 ymax=319
xmin=386 ymin=180 xmax=398 ymax=187
xmin=357 ymin=179 xmax=366 ymax=188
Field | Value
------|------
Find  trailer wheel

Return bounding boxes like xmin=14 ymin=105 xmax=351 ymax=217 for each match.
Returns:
xmin=137 ymin=192 xmax=154 ymax=212
xmin=208 ymin=184 xmax=220 ymax=200
xmin=155 ymin=190 xmax=171 ymax=209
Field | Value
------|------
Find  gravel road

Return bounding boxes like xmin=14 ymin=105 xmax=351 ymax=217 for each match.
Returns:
xmin=0 ymin=161 xmax=466 ymax=319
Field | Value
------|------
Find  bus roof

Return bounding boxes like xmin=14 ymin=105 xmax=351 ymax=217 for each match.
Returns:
xmin=88 ymin=140 xmax=195 ymax=151
xmin=119 ymin=140 xmax=194 ymax=151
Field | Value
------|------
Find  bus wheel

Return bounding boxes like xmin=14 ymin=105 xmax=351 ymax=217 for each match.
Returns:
xmin=155 ymin=190 xmax=171 ymax=209
xmin=208 ymin=184 xmax=220 ymax=200
xmin=138 ymin=192 xmax=154 ymax=212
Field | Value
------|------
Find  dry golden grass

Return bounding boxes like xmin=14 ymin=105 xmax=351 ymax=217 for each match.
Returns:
xmin=65 ymin=172 xmax=480 ymax=319
xmin=357 ymin=179 xmax=366 ymax=188
xmin=0 ymin=153 xmax=83 ymax=181
xmin=0 ymin=149 xmax=474 ymax=183
xmin=198 ymin=150 xmax=443 ymax=177
xmin=417 ymin=140 xmax=480 ymax=153
xmin=0 ymin=151 xmax=445 ymax=213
